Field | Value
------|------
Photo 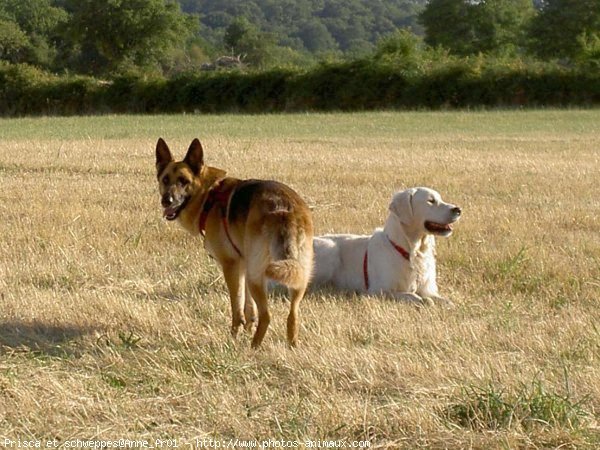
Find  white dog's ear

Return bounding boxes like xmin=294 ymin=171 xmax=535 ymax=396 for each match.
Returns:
xmin=389 ymin=188 xmax=416 ymax=224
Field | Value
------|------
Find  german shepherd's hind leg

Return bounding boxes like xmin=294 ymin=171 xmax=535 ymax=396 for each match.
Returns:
xmin=287 ymin=286 xmax=306 ymax=347
xmin=264 ymin=213 xmax=313 ymax=347
xmin=247 ymin=279 xmax=270 ymax=348
xmin=222 ymin=260 xmax=246 ymax=338
xmin=243 ymin=282 xmax=257 ymax=332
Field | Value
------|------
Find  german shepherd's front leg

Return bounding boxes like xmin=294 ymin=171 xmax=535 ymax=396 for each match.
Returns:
xmin=222 ymin=260 xmax=246 ymax=337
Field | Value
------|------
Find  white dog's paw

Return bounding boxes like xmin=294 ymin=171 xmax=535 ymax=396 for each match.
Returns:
xmin=389 ymin=292 xmax=431 ymax=306
xmin=425 ymin=295 xmax=455 ymax=309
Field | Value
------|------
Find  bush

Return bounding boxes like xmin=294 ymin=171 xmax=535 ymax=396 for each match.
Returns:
xmin=0 ymin=62 xmax=54 ymax=115
xmin=0 ymin=58 xmax=599 ymax=116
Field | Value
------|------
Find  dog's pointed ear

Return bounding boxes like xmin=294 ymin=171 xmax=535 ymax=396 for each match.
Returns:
xmin=156 ymin=138 xmax=173 ymax=177
xmin=183 ymin=138 xmax=204 ymax=175
xmin=389 ymin=188 xmax=416 ymax=224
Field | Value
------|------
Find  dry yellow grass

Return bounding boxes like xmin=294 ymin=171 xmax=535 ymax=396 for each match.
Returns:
xmin=0 ymin=111 xmax=599 ymax=448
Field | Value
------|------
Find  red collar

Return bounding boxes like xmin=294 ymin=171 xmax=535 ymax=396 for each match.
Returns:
xmin=198 ymin=179 xmax=230 ymax=234
xmin=363 ymin=249 xmax=370 ymax=291
xmin=198 ymin=179 xmax=242 ymax=257
xmin=363 ymin=236 xmax=409 ymax=291
xmin=387 ymin=235 xmax=410 ymax=261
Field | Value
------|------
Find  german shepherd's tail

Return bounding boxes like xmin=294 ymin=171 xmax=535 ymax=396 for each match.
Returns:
xmin=265 ymin=212 xmax=313 ymax=290
xmin=266 ymin=260 xmax=307 ymax=289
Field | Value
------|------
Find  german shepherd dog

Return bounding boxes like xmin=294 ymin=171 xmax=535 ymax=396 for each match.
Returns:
xmin=155 ymin=138 xmax=313 ymax=348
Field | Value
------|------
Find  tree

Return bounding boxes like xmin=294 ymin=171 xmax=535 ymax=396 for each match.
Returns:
xmin=374 ymin=29 xmax=421 ymax=60
xmin=61 ymin=0 xmax=197 ymax=75
xmin=0 ymin=0 xmax=68 ymax=67
xmin=223 ymin=16 xmax=274 ymax=67
xmin=179 ymin=0 xmax=426 ymax=58
xmin=472 ymin=0 xmax=535 ymax=55
xmin=420 ymin=0 xmax=535 ymax=56
xmin=1 ymin=0 xmax=68 ymax=36
xmin=419 ymin=0 xmax=478 ymax=55
xmin=528 ymin=0 xmax=600 ymax=61
xmin=0 ymin=18 xmax=29 ymax=63
xmin=295 ymin=20 xmax=337 ymax=53
xmin=577 ymin=32 xmax=600 ymax=67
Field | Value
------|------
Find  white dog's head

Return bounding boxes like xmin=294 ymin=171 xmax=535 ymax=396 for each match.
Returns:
xmin=389 ymin=187 xmax=461 ymax=237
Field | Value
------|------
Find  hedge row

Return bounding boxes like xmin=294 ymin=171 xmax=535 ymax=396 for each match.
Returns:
xmin=1 ymin=60 xmax=599 ymax=116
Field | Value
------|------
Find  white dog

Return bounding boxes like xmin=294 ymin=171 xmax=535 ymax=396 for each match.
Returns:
xmin=312 ymin=187 xmax=461 ymax=305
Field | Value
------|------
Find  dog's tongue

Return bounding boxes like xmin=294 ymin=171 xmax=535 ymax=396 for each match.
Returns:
xmin=425 ymin=221 xmax=452 ymax=232
xmin=163 ymin=207 xmax=177 ymax=220
xmin=433 ymin=222 xmax=451 ymax=231
xmin=434 ymin=222 xmax=452 ymax=231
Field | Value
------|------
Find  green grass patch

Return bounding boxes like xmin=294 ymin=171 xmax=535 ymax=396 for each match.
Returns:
xmin=444 ymin=377 xmax=591 ymax=431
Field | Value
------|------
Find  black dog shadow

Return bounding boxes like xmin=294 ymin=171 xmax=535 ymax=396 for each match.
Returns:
xmin=0 ymin=320 xmax=97 ymax=357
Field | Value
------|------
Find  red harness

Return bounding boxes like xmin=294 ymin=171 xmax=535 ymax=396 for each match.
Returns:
xmin=363 ymin=236 xmax=410 ymax=291
xmin=198 ymin=180 xmax=242 ymax=257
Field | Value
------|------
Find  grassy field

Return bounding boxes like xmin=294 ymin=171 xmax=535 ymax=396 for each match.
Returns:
xmin=0 ymin=111 xmax=599 ymax=448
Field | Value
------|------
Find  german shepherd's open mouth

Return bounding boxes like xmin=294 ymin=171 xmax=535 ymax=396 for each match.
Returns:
xmin=162 ymin=198 xmax=188 ymax=221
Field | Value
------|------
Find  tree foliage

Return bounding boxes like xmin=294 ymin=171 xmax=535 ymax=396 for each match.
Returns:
xmin=0 ymin=18 xmax=29 ymax=63
xmin=420 ymin=0 xmax=535 ymax=56
xmin=0 ymin=0 xmax=67 ymax=67
xmin=528 ymin=0 xmax=600 ymax=61
xmin=179 ymin=0 xmax=425 ymax=55
xmin=472 ymin=0 xmax=535 ymax=55
xmin=419 ymin=0 xmax=476 ymax=56
xmin=0 ymin=0 xmax=598 ymax=77
xmin=223 ymin=17 xmax=275 ymax=67
xmin=59 ymin=0 xmax=197 ymax=74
